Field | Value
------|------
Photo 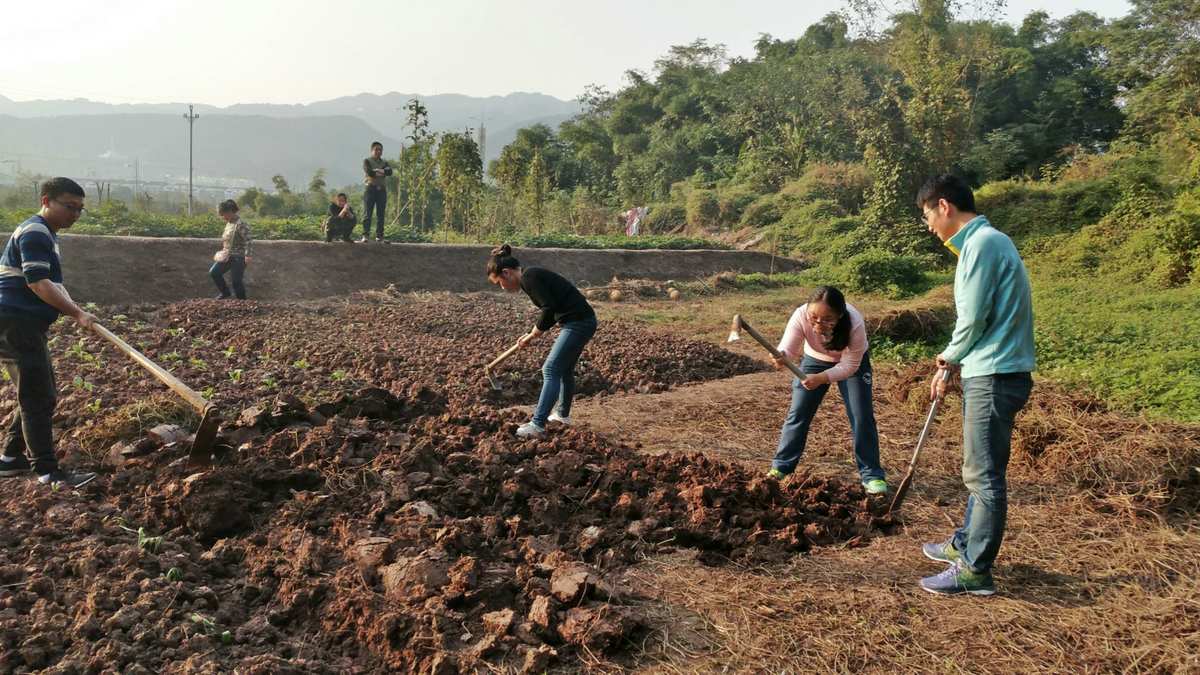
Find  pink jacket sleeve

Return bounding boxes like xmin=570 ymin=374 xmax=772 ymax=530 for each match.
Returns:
xmin=775 ymin=306 xmax=807 ymax=361
xmin=822 ymin=310 xmax=868 ymax=383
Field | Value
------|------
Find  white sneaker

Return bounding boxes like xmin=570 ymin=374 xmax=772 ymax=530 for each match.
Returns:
xmin=516 ymin=422 xmax=546 ymax=438
xmin=548 ymin=412 xmax=571 ymax=425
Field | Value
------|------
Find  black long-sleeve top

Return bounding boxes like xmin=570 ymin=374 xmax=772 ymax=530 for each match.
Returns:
xmin=519 ymin=267 xmax=596 ymax=332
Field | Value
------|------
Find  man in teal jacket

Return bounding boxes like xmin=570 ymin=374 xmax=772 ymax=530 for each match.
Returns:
xmin=916 ymin=174 xmax=1035 ymax=596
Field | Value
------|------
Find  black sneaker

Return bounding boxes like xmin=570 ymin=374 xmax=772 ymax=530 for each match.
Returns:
xmin=38 ymin=469 xmax=97 ymax=489
xmin=0 ymin=455 xmax=31 ymax=477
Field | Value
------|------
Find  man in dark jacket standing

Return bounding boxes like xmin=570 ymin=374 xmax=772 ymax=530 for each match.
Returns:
xmin=0 ymin=177 xmax=99 ymax=488
xmin=361 ymin=141 xmax=392 ymax=243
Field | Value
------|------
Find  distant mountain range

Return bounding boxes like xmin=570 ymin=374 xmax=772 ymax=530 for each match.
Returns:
xmin=0 ymin=92 xmax=582 ymax=188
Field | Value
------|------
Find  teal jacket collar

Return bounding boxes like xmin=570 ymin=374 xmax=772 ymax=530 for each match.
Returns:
xmin=945 ymin=215 xmax=989 ymax=257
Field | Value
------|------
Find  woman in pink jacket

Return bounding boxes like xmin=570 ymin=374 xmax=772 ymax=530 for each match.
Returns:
xmin=768 ymin=285 xmax=886 ymax=494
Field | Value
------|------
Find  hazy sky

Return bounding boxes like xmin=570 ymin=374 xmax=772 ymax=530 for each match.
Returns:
xmin=0 ymin=0 xmax=1132 ymax=107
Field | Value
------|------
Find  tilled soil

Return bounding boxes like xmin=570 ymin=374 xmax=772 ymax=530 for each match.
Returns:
xmin=0 ymin=293 xmax=888 ymax=673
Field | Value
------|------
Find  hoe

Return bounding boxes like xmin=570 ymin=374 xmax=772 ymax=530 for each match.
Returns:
xmin=484 ymin=340 xmax=524 ymax=391
xmin=726 ymin=313 xmax=807 ymax=383
xmin=888 ymin=369 xmax=952 ymax=515
xmin=91 ymin=323 xmax=219 ymax=469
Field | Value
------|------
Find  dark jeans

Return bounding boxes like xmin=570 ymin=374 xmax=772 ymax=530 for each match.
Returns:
xmin=772 ymin=352 xmax=883 ymax=482
xmin=363 ymin=188 xmax=387 ymax=239
xmin=0 ymin=316 xmax=58 ymax=475
xmin=210 ymin=256 xmax=247 ymax=299
xmin=532 ymin=317 xmax=597 ymax=427
xmin=325 ymin=215 xmax=357 ymax=242
xmin=952 ymin=372 xmax=1033 ymax=573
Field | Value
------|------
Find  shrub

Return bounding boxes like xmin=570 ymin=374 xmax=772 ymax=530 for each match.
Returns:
xmin=781 ymin=162 xmax=872 ymax=213
xmin=641 ymin=202 xmax=687 ymax=233
xmin=685 ymin=189 xmax=720 ymax=229
xmin=717 ymin=185 xmax=760 ymax=227
xmin=842 ymin=248 xmax=925 ymax=297
xmin=739 ymin=194 xmax=784 ymax=228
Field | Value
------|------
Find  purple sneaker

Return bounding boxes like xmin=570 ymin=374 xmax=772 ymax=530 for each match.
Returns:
xmin=919 ymin=560 xmax=996 ymax=596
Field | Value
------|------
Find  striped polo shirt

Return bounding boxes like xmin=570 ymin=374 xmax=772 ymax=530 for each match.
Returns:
xmin=0 ymin=215 xmax=64 ymax=325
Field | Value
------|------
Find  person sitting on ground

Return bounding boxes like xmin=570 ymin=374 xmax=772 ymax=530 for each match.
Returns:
xmin=486 ymin=244 xmax=598 ymax=438
xmin=210 ymin=199 xmax=252 ymax=300
xmin=0 ymin=177 xmax=99 ymax=489
xmin=767 ymin=285 xmax=887 ymax=495
xmin=324 ymin=192 xmax=357 ymax=242
xmin=916 ymin=174 xmax=1035 ymax=597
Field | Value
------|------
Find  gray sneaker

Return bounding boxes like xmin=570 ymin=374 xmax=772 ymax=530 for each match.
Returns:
xmin=516 ymin=422 xmax=546 ymax=439
xmin=38 ymin=469 xmax=97 ymax=489
xmin=922 ymin=537 xmax=961 ymax=564
xmin=919 ymin=560 xmax=995 ymax=596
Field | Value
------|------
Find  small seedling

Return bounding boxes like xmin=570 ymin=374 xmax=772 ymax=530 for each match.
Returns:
xmin=136 ymin=526 xmax=163 ymax=553
xmin=166 ymin=327 xmax=185 ymax=337
xmin=292 ymin=358 xmax=310 ymax=370
xmin=189 ymin=612 xmax=217 ymax=635
xmin=331 ymin=369 xmax=347 ymax=381
xmin=163 ymin=350 xmax=182 ymax=362
xmin=164 ymin=567 xmax=183 ymax=582
xmin=110 ymin=314 xmax=128 ymax=323
xmin=72 ymin=376 xmax=95 ymax=393
xmin=262 ymin=376 xmax=278 ymax=389
xmin=223 ymin=346 xmax=236 ymax=358
xmin=189 ymin=357 xmax=208 ymax=370
xmin=228 ymin=369 xmax=244 ymax=382
xmin=85 ymin=398 xmax=102 ymax=414
xmin=202 ymin=386 xmax=216 ymax=399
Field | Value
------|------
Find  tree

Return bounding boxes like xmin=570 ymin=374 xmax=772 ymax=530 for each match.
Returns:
xmin=307 ymin=169 xmax=327 ymax=193
xmin=436 ymin=131 xmax=483 ymax=233
xmin=271 ymin=175 xmax=291 ymax=194
xmin=523 ymin=149 xmax=552 ymax=233
xmin=397 ymin=98 xmax=437 ymax=229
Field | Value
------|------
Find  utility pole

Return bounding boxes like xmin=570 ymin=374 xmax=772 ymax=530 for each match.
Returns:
xmin=184 ymin=104 xmax=199 ymax=216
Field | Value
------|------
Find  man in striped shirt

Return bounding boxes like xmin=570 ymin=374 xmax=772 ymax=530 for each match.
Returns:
xmin=0 ymin=177 xmax=98 ymax=489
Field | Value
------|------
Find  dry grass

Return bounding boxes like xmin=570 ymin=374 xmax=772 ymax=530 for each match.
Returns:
xmin=72 ymin=393 xmax=198 ymax=461
xmin=577 ymin=357 xmax=1200 ymax=673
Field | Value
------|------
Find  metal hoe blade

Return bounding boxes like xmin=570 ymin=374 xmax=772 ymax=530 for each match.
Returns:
xmin=187 ymin=405 xmax=220 ymax=469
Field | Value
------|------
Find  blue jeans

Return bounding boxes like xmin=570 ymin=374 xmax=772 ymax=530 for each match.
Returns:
xmin=363 ymin=187 xmax=386 ymax=239
xmin=772 ymin=352 xmax=882 ymax=482
xmin=952 ymin=372 xmax=1033 ymax=573
xmin=210 ymin=256 xmax=246 ymax=299
xmin=532 ymin=317 xmax=597 ymax=427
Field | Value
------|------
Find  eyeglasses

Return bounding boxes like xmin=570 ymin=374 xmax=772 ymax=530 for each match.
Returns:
xmin=54 ymin=200 xmax=86 ymax=215
xmin=807 ymin=312 xmax=839 ymax=327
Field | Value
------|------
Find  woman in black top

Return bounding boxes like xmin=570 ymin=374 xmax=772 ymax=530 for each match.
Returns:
xmin=487 ymin=244 xmax=597 ymax=438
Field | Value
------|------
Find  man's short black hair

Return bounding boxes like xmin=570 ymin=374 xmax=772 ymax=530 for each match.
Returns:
xmin=218 ymin=199 xmax=239 ymax=214
xmin=917 ymin=174 xmax=976 ymax=213
xmin=336 ymin=192 xmax=348 ymax=199
xmin=370 ymin=141 xmax=383 ymax=150
xmin=41 ymin=177 xmax=85 ymax=201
